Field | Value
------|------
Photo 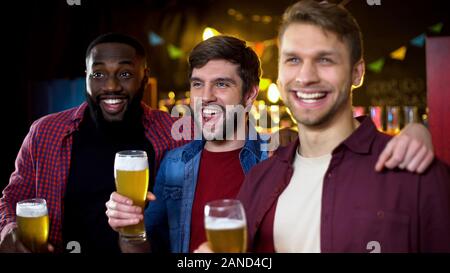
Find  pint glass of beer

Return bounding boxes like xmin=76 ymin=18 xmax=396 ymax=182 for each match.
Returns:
xmin=16 ymin=198 xmax=49 ymax=253
xmin=204 ymin=199 xmax=247 ymax=253
xmin=114 ymin=150 xmax=149 ymax=242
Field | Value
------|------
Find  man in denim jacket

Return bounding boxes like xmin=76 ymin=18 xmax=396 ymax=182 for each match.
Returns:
xmin=106 ymin=35 xmax=269 ymax=252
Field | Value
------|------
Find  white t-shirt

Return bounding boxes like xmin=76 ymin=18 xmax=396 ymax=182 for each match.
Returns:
xmin=273 ymin=150 xmax=332 ymax=253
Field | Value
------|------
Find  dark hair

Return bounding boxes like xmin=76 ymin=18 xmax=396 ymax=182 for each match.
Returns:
xmin=188 ymin=35 xmax=261 ymax=96
xmin=279 ymin=0 xmax=363 ymax=65
xmin=85 ymin=32 xmax=147 ymax=66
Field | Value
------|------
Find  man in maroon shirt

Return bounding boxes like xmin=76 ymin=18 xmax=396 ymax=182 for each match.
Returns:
xmin=109 ymin=37 xmax=436 ymax=254
xmin=197 ymin=0 xmax=450 ymax=253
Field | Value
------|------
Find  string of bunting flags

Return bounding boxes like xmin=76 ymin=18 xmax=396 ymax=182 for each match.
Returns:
xmin=149 ymin=22 xmax=443 ymax=73
xmin=148 ymin=32 xmax=186 ymax=60
xmin=148 ymin=28 xmax=277 ymax=60
xmin=367 ymin=22 xmax=443 ymax=73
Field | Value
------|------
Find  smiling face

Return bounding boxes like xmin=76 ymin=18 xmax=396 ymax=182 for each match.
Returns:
xmin=278 ymin=23 xmax=364 ymax=128
xmin=190 ymin=59 xmax=254 ymax=141
xmin=86 ymin=43 xmax=147 ymax=122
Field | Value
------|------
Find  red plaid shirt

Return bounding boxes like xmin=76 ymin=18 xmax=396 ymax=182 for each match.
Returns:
xmin=0 ymin=102 xmax=187 ymax=251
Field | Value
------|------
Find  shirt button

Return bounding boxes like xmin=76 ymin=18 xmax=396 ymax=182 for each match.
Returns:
xmin=327 ymin=172 xmax=332 ymax=178
xmin=377 ymin=210 xmax=384 ymax=219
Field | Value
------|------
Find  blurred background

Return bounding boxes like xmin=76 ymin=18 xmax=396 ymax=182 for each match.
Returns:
xmin=1 ymin=0 xmax=449 ymax=190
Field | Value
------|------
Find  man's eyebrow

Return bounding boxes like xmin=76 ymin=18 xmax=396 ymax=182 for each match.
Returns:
xmin=190 ymin=77 xmax=237 ymax=84
xmin=91 ymin=59 xmax=135 ymax=67
xmin=92 ymin=61 xmax=105 ymax=67
xmin=190 ymin=77 xmax=203 ymax=82
xmin=281 ymin=51 xmax=296 ymax=56
xmin=214 ymin=77 xmax=237 ymax=84
xmin=316 ymin=50 xmax=340 ymax=57
xmin=118 ymin=60 xmax=134 ymax=65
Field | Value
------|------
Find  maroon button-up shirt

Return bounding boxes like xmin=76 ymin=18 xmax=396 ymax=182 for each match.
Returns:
xmin=237 ymin=116 xmax=450 ymax=253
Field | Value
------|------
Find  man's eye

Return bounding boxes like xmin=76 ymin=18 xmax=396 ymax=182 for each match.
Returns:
xmin=318 ymin=58 xmax=333 ymax=64
xmin=119 ymin=71 xmax=132 ymax=79
xmin=191 ymin=82 xmax=202 ymax=88
xmin=216 ymin=82 xmax=229 ymax=88
xmin=91 ymin=72 xmax=105 ymax=79
xmin=285 ymin=57 xmax=300 ymax=64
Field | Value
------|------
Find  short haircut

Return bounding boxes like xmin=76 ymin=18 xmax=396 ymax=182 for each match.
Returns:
xmin=279 ymin=0 xmax=363 ymax=65
xmin=188 ymin=35 xmax=261 ymax=97
xmin=85 ymin=32 xmax=147 ymax=66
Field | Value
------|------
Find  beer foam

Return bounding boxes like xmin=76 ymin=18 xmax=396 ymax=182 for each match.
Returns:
xmin=16 ymin=202 xmax=48 ymax=218
xmin=205 ymin=217 xmax=246 ymax=230
xmin=115 ymin=156 xmax=148 ymax=171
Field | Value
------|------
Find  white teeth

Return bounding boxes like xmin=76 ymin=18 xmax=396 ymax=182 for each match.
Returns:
xmin=302 ymin=99 xmax=318 ymax=104
xmin=103 ymin=99 xmax=123 ymax=105
xmin=295 ymin=92 xmax=327 ymax=99
xmin=202 ymin=108 xmax=220 ymax=116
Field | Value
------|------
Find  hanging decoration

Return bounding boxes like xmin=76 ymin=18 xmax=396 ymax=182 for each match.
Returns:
xmin=367 ymin=58 xmax=385 ymax=73
xmin=410 ymin=34 xmax=426 ymax=48
xmin=147 ymin=18 xmax=444 ymax=74
xmin=390 ymin=46 xmax=407 ymax=61
xmin=148 ymin=32 xmax=164 ymax=46
xmin=167 ymin=44 xmax=183 ymax=59
xmin=366 ymin=22 xmax=444 ymax=73
xmin=429 ymin=22 xmax=443 ymax=34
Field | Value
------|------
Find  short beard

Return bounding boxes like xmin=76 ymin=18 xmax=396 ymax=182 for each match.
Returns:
xmin=286 ymin=82 xmax=352 ymax=128
xmin=85 ymin=82 xmax=145 ymax=130
xmin=193 ymin=100 xmax=246 ymax=142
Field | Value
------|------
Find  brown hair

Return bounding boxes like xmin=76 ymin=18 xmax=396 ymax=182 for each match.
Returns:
xmin=279 ymin=0 xmax=363 ymax=65
xmin=188 ymin=35 xmax=261 ymax=96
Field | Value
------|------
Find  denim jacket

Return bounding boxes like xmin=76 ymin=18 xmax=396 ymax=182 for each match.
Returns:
xmin=144 ymin=138 xmax=268 ymax=253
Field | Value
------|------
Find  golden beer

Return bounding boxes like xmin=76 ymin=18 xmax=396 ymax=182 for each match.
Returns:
xmin=205 ymin=218 xmax=247 ymax=253
xmin=114 ymin=150 xmax=149 ymax=241
xmin=16 ymin=199 xmax=49 ymax=253
xmin=204 ymin=199 xmax=247 ymax=253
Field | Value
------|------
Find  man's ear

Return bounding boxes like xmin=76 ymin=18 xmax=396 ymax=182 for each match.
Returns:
xmin=351 ymin=59 xmax=365 ymax=89
xmin=142 ymin=67 xmax=150 ymax=84
xmin=244 ymin=85 xmax=259 ymax=109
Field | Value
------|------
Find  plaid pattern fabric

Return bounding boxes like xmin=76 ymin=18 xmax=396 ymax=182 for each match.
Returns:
xmin=0 ymin=102 xmax=187 ymax=251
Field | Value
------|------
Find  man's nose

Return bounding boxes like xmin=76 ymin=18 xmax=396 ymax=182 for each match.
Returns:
xmin=104 ymin=76 xmax=121 ymax=92
xmin=296 ymin=61 xmax=320 ymax=86
xmin=202 ymin=86 xmax=216 ymax=103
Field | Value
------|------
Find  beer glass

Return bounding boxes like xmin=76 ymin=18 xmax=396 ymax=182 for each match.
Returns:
xmin=204 ymin=199 xmax=247 ymax=253
xmin=114 ymin=150 xmax=149 ymax=242
xmin=369 ymin=106 xmax=383 ymax=132
xmin=386 ymin=106 xmax=400 ymax=135
xmin=16 ymin=198 xmax=49 ymax=253
xmin=403 ymin=106 xmax=419 ymax=124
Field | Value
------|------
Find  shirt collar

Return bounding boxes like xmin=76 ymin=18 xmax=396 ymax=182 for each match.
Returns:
xmin=275 ymin=115 xmax=378 ymax=163
xmin=181 ymin=135 xmax=265 ymax=163
xmin=63 ymin=102 xmax=88 ymax=135
xmin=275 ymin=137 xmax=300 ymax=164
xmin=181 ymin=140 xmax=205 ymax=162
xmin=338 ymin=115 xmax=377 ymax=155
xmin=241 ymin=136 xmax=265 ymax=161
